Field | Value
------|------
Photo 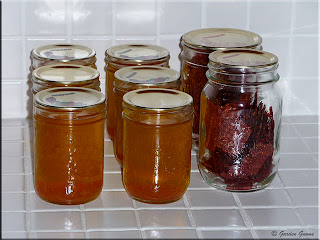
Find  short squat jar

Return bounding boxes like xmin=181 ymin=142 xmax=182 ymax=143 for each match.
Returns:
xmin=105 ymin=44 xmax=170 ymax=140
xmin=31 ymin=44 xmax=97 ymax=71
xmin=180 ymin=28 xmax=262 ymax=148
xmin=113 ymin=66 xmax=181 ymax=167
xmin=122 ymin=89 xmax=193 ymax=203
xmin=32 ymin=64 xmax=100 ymax=95
xmin=198 ymin=49 xmax=282 ymax=191
xmin=34 ymin=87 xmax=106 ymax=204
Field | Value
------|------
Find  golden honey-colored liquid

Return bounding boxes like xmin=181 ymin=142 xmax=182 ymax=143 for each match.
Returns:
xmin=105 ymin=61 xmax=169 ymax=141
xmin=122 ymin=118 xmax=192 ymax=203
xmin=34 ymin=110 xmax=105 ymax=205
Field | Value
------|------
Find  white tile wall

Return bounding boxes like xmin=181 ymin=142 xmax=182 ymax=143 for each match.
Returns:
xmin=1 ymin=0 xmax=318 ymax=118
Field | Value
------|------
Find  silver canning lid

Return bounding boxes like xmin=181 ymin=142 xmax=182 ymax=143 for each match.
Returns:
xmin=32 ymin=64 xmax=100 ymax=84
xmin=106 ymin=44 xmax=170 ymax=62
xmin=114 ymin=66 xmax=180 ymax=86
xmin=34 ymin=87 xmax=105 ymax=110
xmin=32 ymin=44 xmax=96 ymax=62
xmin=123 ymin=88 xmax=193 ymax=111
xmin=182 ymin=28 xmax=262 ymax=50
xmin=209 ymin=48 xmax=278 ymax=69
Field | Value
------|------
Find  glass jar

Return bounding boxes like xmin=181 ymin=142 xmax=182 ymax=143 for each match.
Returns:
xmin=32 ymin=64 xmax=100 ymax=95
xmin=122 ymin=89 xmax=193 ymax=203
xmin=113 ymin=66 xmax=181 ymax=167
xmin=31 ymin=44 xmax=97 ymax=70
xmin=105 ymin=44 xmax=170 ymax=140
xmin=179 ymin=28 xmax=262 ymax=148
xmin=34 ymin=87 xmax=106 ymax=204
xmin=198 ymin=49 xmax=282 ymax=191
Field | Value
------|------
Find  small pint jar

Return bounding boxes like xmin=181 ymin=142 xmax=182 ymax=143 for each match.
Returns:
xmin=32 ymin=64 xmax=100 ymax=95
xmin=34 ymin=87 xmax=106 ymax=204
xmin=179 ymin=28 xmax=262 ymax=148
xmin=31 ymin=44 xmax=97 ymax=71
xmin=105 ymin=44 xmax=170 ymax=140
xmin=198 ymin=49 xmax=282 ymax=192
xmin=122 ymin=89 xmax=193 ymax=203
xmin=113 ymin=66 xmax=181 ymax=167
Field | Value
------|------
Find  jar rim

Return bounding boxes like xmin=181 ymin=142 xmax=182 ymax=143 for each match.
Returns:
xmin=32 ymin=44 xmax=96 ymax=62
xmin=209 ymin=48 xmax=278 ymax=69
xmin=105 ymin=44 xmax=170 ymax=63
xmin=34 ymin=87 xmax=105 ymax=110
xmin=114 ymin=66 xmax=180 ymax=86
xmin=123 ymin=88 xmax=193 ymax=112
xmin=32 ymin=64 xmax=100 ymax=85
xmin=181 ymin=28 xmax=262 ymax=50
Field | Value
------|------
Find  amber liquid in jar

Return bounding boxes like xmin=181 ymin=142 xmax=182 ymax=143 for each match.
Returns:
xmin=105 ymin=44 xmax=170 ymax=140
xmin=34 ymin=88 xmax=106 ymax=205
xmin=122 ymin=89 xmax=193 ymax=204
xmin=113 ymin=66 xmax=181 ymax=167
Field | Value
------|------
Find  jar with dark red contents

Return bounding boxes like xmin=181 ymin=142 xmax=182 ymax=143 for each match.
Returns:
xmin=198 ymin=49 xmax=282 ymax=192
xmin=179 ymin=28 xmax=262 ymax=149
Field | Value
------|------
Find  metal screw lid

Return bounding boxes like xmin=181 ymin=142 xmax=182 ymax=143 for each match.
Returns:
xmin=182 ymin=28 xmax=262 ymax=50
xmin=34 ymin=87 xmax=105 ymax=110
xmin=32 ymin=44 xmax=96 ymax=62
xmin=32 ymin=64 xmax=100 ymax=84
xmin=106 ymin=44 xmax=170 ymax=63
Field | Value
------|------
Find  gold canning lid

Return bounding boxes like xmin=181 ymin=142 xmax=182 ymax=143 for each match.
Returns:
xmin=182 ymin=28 xmax=262 ymax=50
xmin=106 ymin=44 xmax=170 ymax=63
xmin=208 ymin=48 xmax=278 ymax=69
xmin=32 ymin=44 xmax=96 ymax=62
xmin=34 ymin=87 xmax=105 ymax=110
xmin=123 ymin=88 xmax=193 ymax=112
xmin=114 ymin=66 xmax=180 ymax=89
xmin=32 ymin=64 xmax=100 ymax=85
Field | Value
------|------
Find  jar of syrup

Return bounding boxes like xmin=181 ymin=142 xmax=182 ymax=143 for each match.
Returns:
xmin=34 ymin=87 xmax=106 ymax=204
xmin=122 ymin=89 xmax=193 ymax=203
xmin=105 ymin=44 xmax=170 ymax=140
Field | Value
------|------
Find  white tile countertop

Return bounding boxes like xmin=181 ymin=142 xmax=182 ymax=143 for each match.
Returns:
xmin=1 ymin=116 xmax=319 ymax=239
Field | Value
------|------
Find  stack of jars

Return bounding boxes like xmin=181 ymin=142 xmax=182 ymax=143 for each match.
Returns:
xmin=31 ymin=28 xmax=282 ymax=206
xmin=30 ymin=44 xmax=106 ymax=205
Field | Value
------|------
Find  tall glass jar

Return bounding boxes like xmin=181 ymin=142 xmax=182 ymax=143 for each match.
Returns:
xmin=34 ymin=87 xmax=106 ymax=204
xmin=32 ymin=64 xmax=100 ymax=95
xmin=180 ymin=28 xmax=262 ymax=148
xmin=122 ymin=89 xmax=193 ymax=203
xmin=31 ymin=44 xmax=97 ymax=70
xmin=198 ymin=49 xmax=282 ymax=191
xmin=105 ymin=44 xmax=170 ymax=140
xmin=113 ymin=66 xmax=181 ymax=167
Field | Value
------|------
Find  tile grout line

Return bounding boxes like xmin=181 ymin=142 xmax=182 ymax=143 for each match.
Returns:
xmin=200 ymin=0 xmax=206 ymax=28
xmin=132 ymin=200 xmax=146 ymax=239
xmin=156 ymin=0 xmax=161 ymax=45
xmin=286 ymin=0 xmax=296 ymax=113
xmin=21 ymin=0 xmax=28 ymax=119
xmin=278 ymin=176 xmax=308 ymax=227
xmin=232 ymin=193 xmax=258 ymax=239
xmin=80 ymin=204 xmax=90 ymax=239
xmin=23 ymin=119 xmax=31 ymax=237
xmin=66 ymin=0 xmax=72 ymax=44
xmin=182 ymin=194 xmax=203 ymax=239
xmin=246 ymin=0 xmax=251 ymax=31
xmin=111 ymin=0 xmax=117 ymax=45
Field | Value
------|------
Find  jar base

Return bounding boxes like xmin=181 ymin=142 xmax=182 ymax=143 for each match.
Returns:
xmin=199 ymin=166 xmax=276 ymax=192
xmin=128 ymin=193 xmax=184 ymax=204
